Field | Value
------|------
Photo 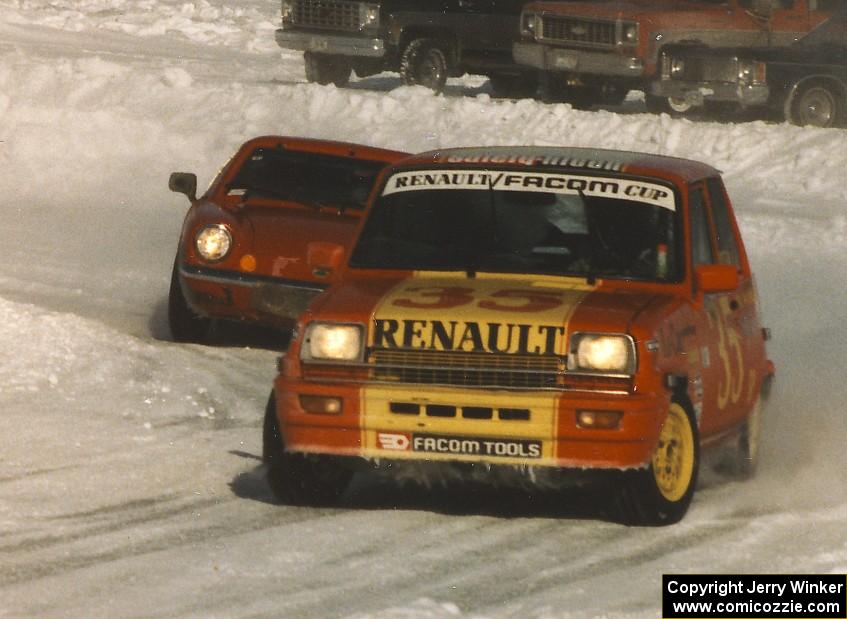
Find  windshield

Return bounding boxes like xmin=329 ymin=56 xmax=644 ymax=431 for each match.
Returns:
xmin=227 ymin=147 xmax=387 ymax=209
xmin=797 ymin=9 xmax=847 ymax=48
xmin=350 ymin=168 xmax=681 ymax=282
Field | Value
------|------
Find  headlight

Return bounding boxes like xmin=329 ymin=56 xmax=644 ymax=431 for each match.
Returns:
xmin=521 ymin=12 xmax=538 ymax=38
xmin=359 ymin=3 xmax=379 ymax=28
xmin=195 ymin=224 xmax=232 ymax=262
xmin=670 ymin=57 xmax=685 ymax=77
xmin=301 ymin=323 xmax=364 ymax=362
xmin=281 ymin=0 xmax=293 ymax=23
xmin=568 ymin=333 xmax=636 ymax=375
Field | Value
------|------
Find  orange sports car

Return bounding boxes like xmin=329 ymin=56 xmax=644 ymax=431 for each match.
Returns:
xmin=264 ymin=145 xmax=774 ymax=525
xmin=167 ymin=135 xmax=406 ymax=342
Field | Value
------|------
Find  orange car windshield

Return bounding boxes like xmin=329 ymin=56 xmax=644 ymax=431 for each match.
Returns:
xmin=227 ymin=147 xmax=386 ymax=209
xmin=350 ymin=175 xmax=681 ymax=282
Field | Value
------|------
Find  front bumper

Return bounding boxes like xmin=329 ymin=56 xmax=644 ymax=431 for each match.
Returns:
xmin=275 ymin=27 xmax=385 ymax=57
xmin=274 ymin=378 xmax=668 ymax=471
xmin=179 ymin=263 xmax=326 ymax=326
xmin=513 ymin=42 xmax=643 ymax=78
xmin=651 ymin=79 xmax=769 ymax=108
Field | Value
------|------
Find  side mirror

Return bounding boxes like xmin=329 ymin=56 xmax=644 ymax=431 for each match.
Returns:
xmin=696 ymin=264 xmax=740 ymax=294
xmin=307 ymin=242 xmax=345 ymax=278
xmin=169 ymin=172 xmax=197 ymax=202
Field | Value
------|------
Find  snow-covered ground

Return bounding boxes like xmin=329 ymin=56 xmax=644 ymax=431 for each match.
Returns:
xmin=1 ymin=1 xmax=846 ymax=617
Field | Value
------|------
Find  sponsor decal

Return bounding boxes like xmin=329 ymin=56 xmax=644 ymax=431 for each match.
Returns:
xmin=411 ymin=434 xmax=542 ymax=459
xmin=382 ymin=169 xmax=675 ymax=211
xmin=373 ymin=318 xmax=563 ymax=355
xmin=377 ymin=432 xmax=411 ymax=451
xmin=443 ymin=153 xmax=624 ymax=171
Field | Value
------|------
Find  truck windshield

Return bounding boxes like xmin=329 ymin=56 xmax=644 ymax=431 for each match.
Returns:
xmin=227 ymin=147 xmax=387 ymax=209
xmin=350 ymin=169 xmax=680 ymax=282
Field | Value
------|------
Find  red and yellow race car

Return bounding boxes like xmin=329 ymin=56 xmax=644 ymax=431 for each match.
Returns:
xmin=167 ymin=136 xmax=406 ymax=342
xmin=263 ymin=145 xmax=775 ymax=525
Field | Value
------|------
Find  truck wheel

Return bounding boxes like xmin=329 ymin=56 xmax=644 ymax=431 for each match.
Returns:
xmin=168 ymin=260 xmax=211 ymax=343
xmin=400 ymin=38 xmax=448 ymax=93
xmin=304 ymin=51 xmax=351 ymax=87
xmin=488 ymin=73 xmax=537 ymax=99
xmin=263 ymin=392 xmax=353 ymax=506
xmin=645 ymin=93 xmax=692 ymax=117
xmin=613 ymin=401 xmax=699 ymax=526
xmin=790 ymin=82 xmax=842 ymax=127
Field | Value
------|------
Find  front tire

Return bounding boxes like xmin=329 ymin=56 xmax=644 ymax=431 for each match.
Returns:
xmin=304 ymin=51 xmax=352 ymax=87
xmin=400 ymin=38 xmax=449 ymax=93
xmin=263 ymin=392 xmax=353 ymax=506
xmin=613 ymin=401 xmax=699 ymax=526
xmin=789 ymin=82 xmax=842 ymax=127
xmin=168 ymin=260 xmax=212 ymax=343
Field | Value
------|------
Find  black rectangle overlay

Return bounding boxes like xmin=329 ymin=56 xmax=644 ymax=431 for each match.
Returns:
xmin=663 ymin=574 xmax=846 ymax=618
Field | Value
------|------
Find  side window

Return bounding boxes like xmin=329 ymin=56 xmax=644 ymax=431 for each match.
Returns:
xmin=689 ymin=186 xmax=714 ymax=266
xmin=706 ymin=177 xmax=741 ymax=268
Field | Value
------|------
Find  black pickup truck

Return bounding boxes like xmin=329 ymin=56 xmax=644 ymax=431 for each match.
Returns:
xmin=274 ymin=0 xmax=537 ymax=96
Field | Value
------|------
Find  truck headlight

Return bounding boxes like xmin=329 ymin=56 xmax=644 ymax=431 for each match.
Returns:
xmin=281 ymin=0 xmax=294 ymax=24
xmin=568 ymin=333 xmax=636 ymax=375
xmin=359 ymin=3 xmax=379 ymax=28
xmin=302 ymin=323 xmax=364 ymax=362
xmin=521 ymin=12 xmax=539 ymax=38
xmin=195 ymin=224 xmax=232 ymax=262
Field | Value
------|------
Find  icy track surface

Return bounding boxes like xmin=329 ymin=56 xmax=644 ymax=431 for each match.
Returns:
xmin=1 ymin=1 xmax=846 ymax=617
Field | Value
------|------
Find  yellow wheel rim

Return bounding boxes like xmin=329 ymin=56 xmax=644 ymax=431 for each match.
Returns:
xmin=652 ymin=403 xmax=695 ymax=502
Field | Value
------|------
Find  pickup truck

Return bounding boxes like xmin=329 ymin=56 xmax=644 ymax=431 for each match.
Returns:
xmin=274 ymin=0 xmax=537 ymax=96
xmin=652 ymin=7 xmax=847 ymax=126
xmin=263 ymin=144 xmax=775 ymax=525
xmin=513 ymin=0 xmax=833 ymax=110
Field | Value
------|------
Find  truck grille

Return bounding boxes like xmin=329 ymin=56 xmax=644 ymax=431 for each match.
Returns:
xmin=291 ymin=0 xmax=362 ymax=32
xmin=539 ymin=16 xmax=617 ymax=48
xmin=369 ymin=349 xmax=563 ymax=390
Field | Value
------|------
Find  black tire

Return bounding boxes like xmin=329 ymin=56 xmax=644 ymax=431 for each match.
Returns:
xmin=645 ymin=93 xmax=693 ymax=117
xmin=167 ymin=260 xmax=212 ymax=343
xmin=488 ymin=72 xmax=538 ymax=99
xmin=612 ymin=401 xmax=700 ymax=526
xmin=263 ymin=392 xmax=353 ymax=506
xmin=789 ymin=82 xmax=842 ymax=128
xmin=400 ymin=38 xmax=449 ymax=93
xmin=304 ymin=51 xmax=351 ymax=87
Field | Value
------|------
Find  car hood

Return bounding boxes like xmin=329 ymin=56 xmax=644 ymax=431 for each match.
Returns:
xmin=308 ymin=273 xmax=664 ymax=356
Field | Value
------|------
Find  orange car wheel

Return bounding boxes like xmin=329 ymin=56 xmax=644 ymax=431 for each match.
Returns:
xmin=613 ymin=400 xmax=699 ymax=526
xmin=262 ymin=392 xmax=353 ymax=507
xmin=167 ymin=261 xmax=212 ymax=343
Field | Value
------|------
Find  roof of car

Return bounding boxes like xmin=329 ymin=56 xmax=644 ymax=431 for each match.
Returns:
xmin=393 ymin=146 xmax=720 ymax=182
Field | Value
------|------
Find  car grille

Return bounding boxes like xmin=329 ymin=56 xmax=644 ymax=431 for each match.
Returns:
xmin=291 ymin=0 xmax=362 ymax=32
xmin=369 ymin=349 xmax=563 ymax=390
xmin=539 ymin=16 xmax=617 ymax=48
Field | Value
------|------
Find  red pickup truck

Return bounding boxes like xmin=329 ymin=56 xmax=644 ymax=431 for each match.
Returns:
xmin=513 ymin=0 xmax=833 ymax=110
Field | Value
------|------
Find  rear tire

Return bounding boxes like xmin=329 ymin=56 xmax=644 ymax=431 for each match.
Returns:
xmin=613 ymin=401 xmax=699 ymax=526
xmin=304 ymin=51 xmax=351 ymax=87
xmin=168 ymin=260 xmax=211 ymax=343
xmin=716 ymin=389 xmax=765 ymax=479
xmin=263 ymin=392 xmax=353 ymax=506
xmin=400 ymin=38 xmax=449 ymax=93
xmin=789 ymin=82 xmax=842 ymax=127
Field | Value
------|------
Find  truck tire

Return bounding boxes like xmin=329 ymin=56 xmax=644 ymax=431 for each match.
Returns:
xmin=168 ymin=260 xmax=212 ymax=343
xmin=400 ymin=38 xmax=448 ymax=93
xmin=263 ymin=392 xmax=353 ymax=506
xmin=645 ymin=93 xmax=693 ymax=117
xmin=612 ymin=401 xmax=699 ymax=526
xmin=304 ymin=51 xmax=352 ymax=87
xmin=789 ymin=82 xmax=842 ymax=127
